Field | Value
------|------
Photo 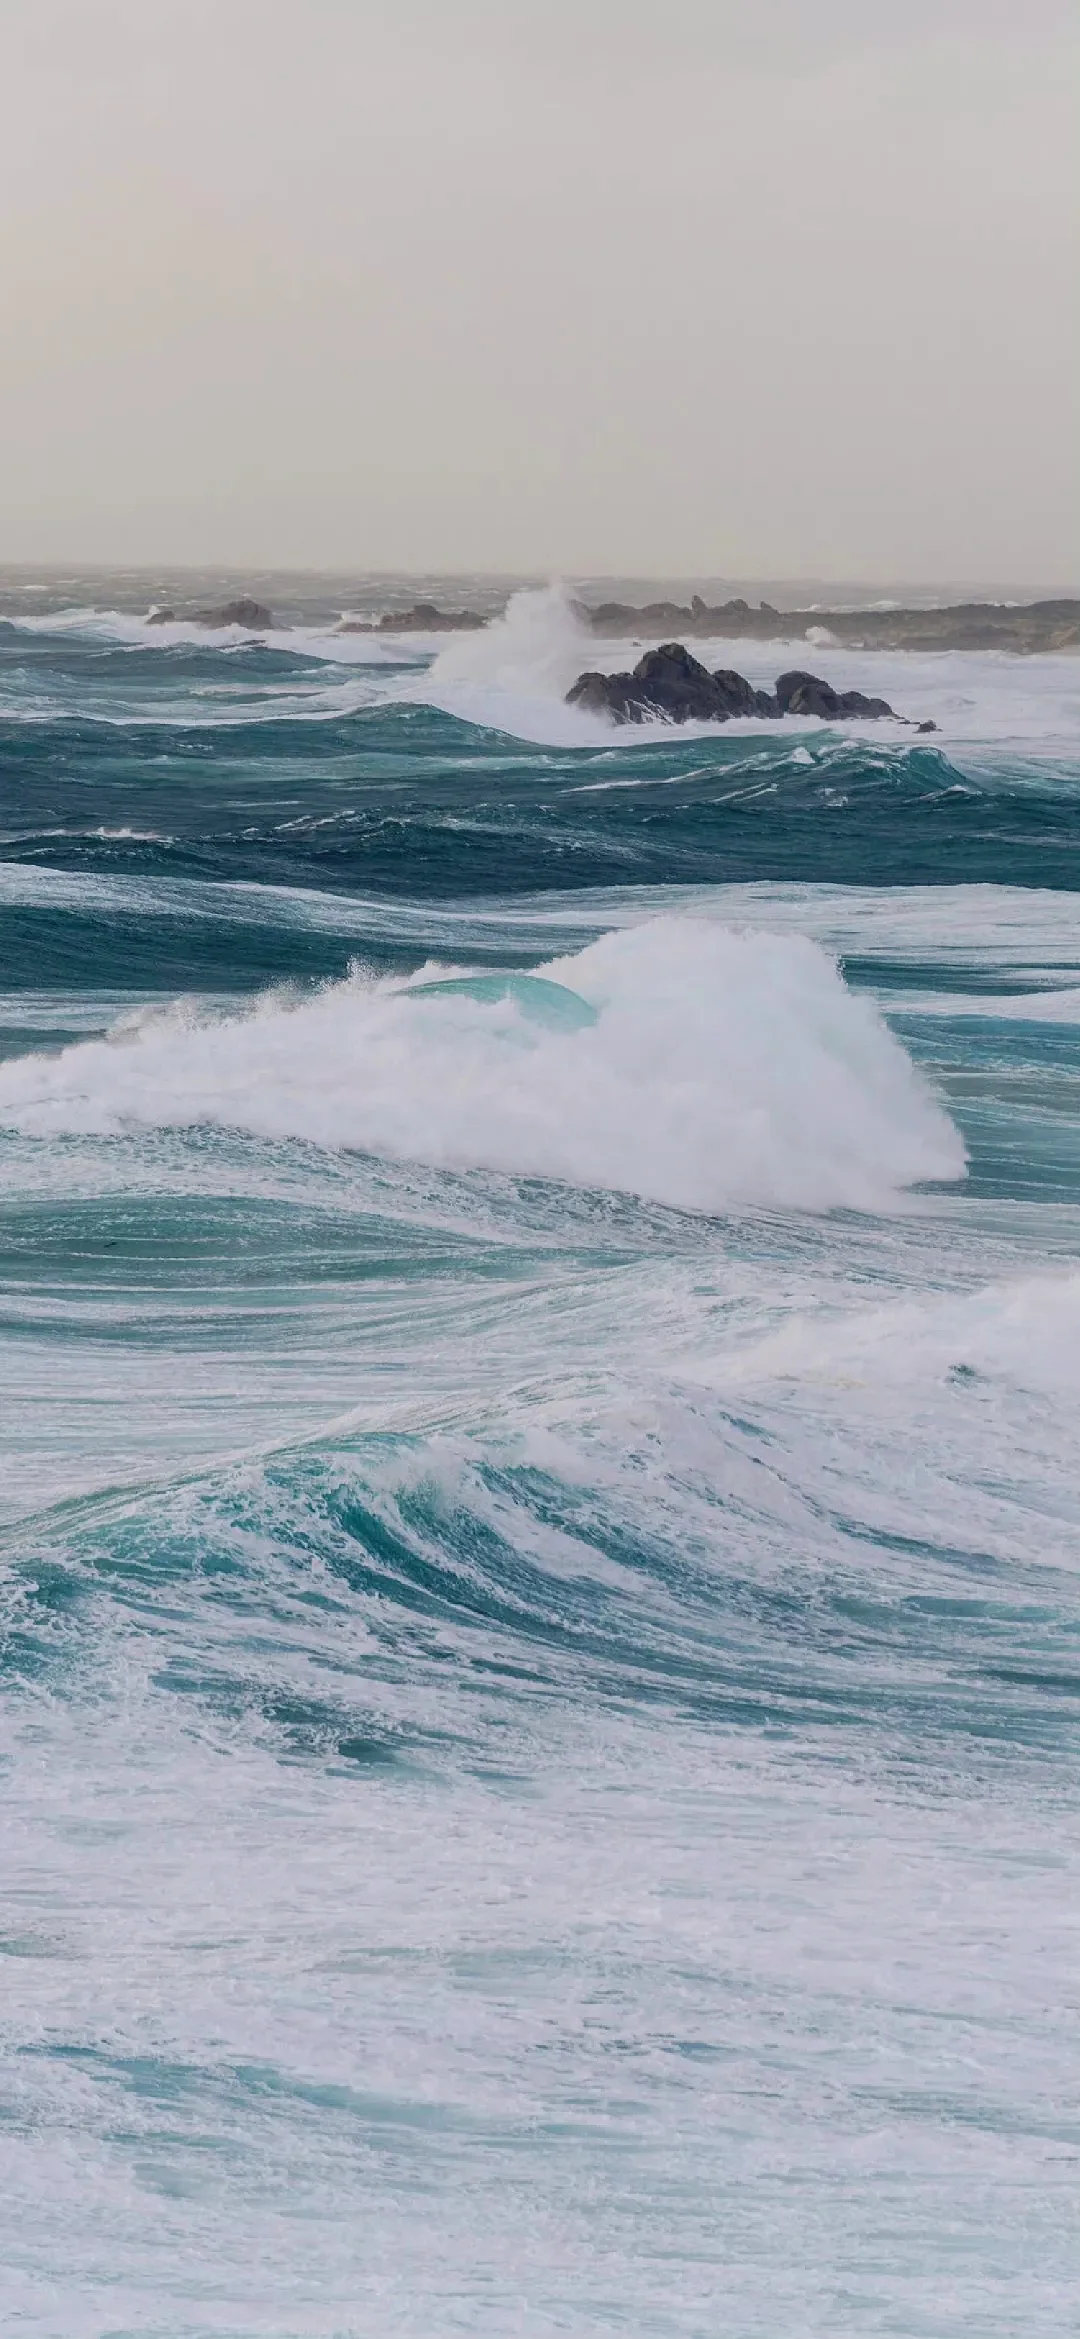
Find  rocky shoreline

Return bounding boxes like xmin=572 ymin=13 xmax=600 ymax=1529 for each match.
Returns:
xmin=139 ymin=593 xmax=1080 ymax=653
xmin=566 ymin=644 xmax=936 ymax=728
xmin=146 ymin=597 xmax=274 ymax=629
xmin=358 ymin=593 xmax=1077 ymax=651
xmin=337 ymin=593 xmax=1079 ymax=652
xmin=581 ymin=595 xmax=1080 ymax=654
xmin=337 ymin=600 xmax=486 ymax=635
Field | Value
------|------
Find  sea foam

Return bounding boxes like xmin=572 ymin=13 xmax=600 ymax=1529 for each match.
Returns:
xmin=0 ymin=918 xmax=964 ymax=1211
xmin=417 ymin=581 xmax=1080 ymax=759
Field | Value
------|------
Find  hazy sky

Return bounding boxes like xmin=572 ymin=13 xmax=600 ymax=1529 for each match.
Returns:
xmin=1 ymin=0 xmax=1076 ymax=582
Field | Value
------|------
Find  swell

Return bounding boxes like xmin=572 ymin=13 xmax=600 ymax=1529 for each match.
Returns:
xmin=6 ymin=1405 xmax=1078 ymax=1774
xmin=4 ymin=709 xmax=1080 ymax=916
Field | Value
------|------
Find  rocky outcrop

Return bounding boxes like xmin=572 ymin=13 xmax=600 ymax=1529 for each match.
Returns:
xmin=565 ymin=643 xmax=932 ymax=727
xmin=583 ymin=596 xmax=1080 ymax=655
xmin=147 ymin=598 xmax=273 ymax=629
xmin=338 ymin=602 xmax=486 ymax=634
xmin=568 ymin=644 xmax=778 ymax=724
xmin=775 ymin=669 xmax=896 ymax=720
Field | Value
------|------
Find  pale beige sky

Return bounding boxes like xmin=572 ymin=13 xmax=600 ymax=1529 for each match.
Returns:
xmin=1 ymin=0 xmax=1076 ymax=583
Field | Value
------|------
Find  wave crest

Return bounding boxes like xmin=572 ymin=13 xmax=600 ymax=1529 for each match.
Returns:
xmin=0 ymin=918 xmax=965 ymax=1211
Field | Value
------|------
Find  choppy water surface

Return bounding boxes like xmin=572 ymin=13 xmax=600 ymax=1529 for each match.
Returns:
xmin=1 ymin=580 xmax=1078 ymax=2338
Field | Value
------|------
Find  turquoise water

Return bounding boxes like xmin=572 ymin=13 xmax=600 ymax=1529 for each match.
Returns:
xmin=1 ymin=581 xmax=1078 ymax=2337
xmin=404 ymin=974 xmax=599 ymax=1029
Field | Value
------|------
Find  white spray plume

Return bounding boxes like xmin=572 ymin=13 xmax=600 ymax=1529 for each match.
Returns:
xmin=0 ymin=918 xmax=966 ymax=1213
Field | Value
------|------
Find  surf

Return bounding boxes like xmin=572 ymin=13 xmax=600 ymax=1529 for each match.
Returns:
xmin=0 ymin=917 xmax=965 ymax=1211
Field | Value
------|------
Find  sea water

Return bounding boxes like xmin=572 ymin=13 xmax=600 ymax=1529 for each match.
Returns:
xmin=0 ymin=579 xmax=1077 ymax=2336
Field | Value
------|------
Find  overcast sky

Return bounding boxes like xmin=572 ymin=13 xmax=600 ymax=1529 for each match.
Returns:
xmin=1 ymin=0 xmax=1076 ymax=582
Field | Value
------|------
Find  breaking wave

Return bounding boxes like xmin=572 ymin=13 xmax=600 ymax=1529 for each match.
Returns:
xmin=0 ymin=917 xmax=964 ymax=1210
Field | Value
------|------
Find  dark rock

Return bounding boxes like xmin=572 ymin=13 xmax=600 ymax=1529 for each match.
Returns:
xmin=585 ymin=594 xmax=777 ymax=637
xmin=194 ymin=598 xmax=273 ymax=629
xmin=567 ymin=643 xmax=741 ymax=724
xmin=339 ymin=602 xmax=486 ymax=633
xmin=775 ymin=670 xmax=896 ymax=720
xmin=146 ymin=598 xmax=273 ymax=629
xmin=589 ymin=601 xmax=640 ymax=627
xmin=382 ymin=602 xmax=485 ymax=632
xmin=582 ymin=594 xmax=1080 ymax=655
xmin=567 ymin=644 xmax=784 ymax=725
xmin=567 ymin=647 xmax=909 ymax=726
xmin=915 ymin=719 xmax=939 ymax=733
xmin=711 ymin=667 xmax=781 ymax=718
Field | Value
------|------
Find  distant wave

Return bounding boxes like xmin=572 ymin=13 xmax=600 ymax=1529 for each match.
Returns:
xmin=2 ymin=605 xmax=410 ymax=661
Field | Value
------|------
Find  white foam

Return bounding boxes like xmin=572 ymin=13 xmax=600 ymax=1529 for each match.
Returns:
xmin=7 ymin=604 xmax=408 ymax=663
xmin=0 ymin=918 xmax=964 ymax=1211
xmin=417 ymin=581 xmax=611 ymax=743
xmin=6 ymin=864 xmax=1076 ymax=1002
xmin=472 ymin=880 xmax=1080 ymax=977
xmin=881 ymin=984 xmax=1080 ymax=1022
xmin=697 ymin=1262 xmax=1080 ymax=1410
xmin=409 ymin=581 xmax=1080 ymax=757
xmin=0 ymin=607 xmax=418 ymax=729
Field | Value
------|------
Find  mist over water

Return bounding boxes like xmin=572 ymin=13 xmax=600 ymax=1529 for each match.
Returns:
xmin=1 ymin=576 xmax=1079 ymax=2336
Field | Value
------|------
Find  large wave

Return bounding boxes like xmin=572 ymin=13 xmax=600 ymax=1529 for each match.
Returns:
xmin=0 ymin=917 xmax=964 ymax=1209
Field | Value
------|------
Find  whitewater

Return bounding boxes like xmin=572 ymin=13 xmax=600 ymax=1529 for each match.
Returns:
xmin=1 ymin=576 xmax=1078 ymax=2338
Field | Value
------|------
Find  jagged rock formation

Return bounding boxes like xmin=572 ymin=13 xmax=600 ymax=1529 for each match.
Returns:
xmin=774 ymin=669 xmax=896 ymax=720
xmin=141 ymin=592 xmax=1078 ymax=654
xmin=147 ymin=598 xmax=274 ymax=629
xmin=583 ymin=596 xmax=1080 ymax=654
xmin=338 ymin=602 xmax=486 ymax=634
xmin=568 ymin=644 xmax=778 ymax=723
xmin=566 ymin=643 xmax=935 ymax=727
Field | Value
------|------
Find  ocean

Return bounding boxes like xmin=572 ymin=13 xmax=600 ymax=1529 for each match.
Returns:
xmin=1 ymin=574 xmax=1078 ymax=2337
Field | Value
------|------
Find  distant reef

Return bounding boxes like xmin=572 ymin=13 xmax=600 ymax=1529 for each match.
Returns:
xmin=580 ymin=595 xmax=1080 ymax=654
xmin=340 ymin=594 xmax=1080 ymax=651
xmin=147 ymin=597 xmax=274 ymax=629
xmin=338 ymin=601 xmax=486 ymax=634
xmin=566 ymin=644 xmax=937 ymax=729
xmin=143 ymin=592 xmax=1080 ymax=654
